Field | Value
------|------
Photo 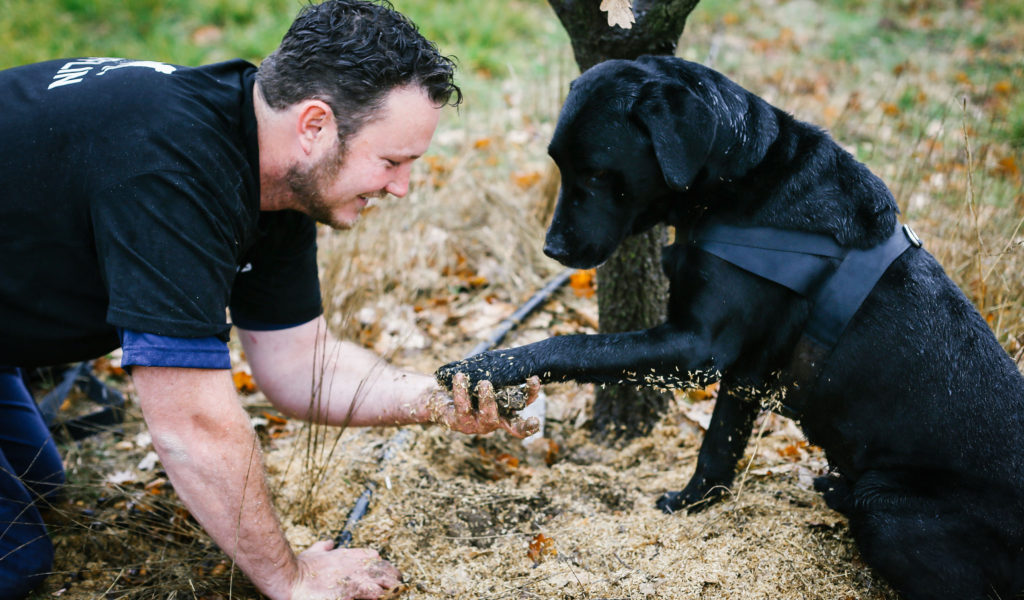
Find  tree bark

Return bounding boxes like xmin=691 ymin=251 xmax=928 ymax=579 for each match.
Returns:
xmin=547 ymin=0 xmax=699 ymax=440
xmin=548 ymin=0 xmax=700 ymax=70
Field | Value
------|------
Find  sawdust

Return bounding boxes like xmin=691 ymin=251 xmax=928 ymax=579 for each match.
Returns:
xmin=263 ymin=377 xmax=898 ymax=600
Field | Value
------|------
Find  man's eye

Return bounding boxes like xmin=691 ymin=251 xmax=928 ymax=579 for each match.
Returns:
xmin=386 ymin=159 xmax=400 ymax=167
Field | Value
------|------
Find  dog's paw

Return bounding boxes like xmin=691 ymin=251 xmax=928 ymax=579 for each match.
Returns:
xmin=655 ymin=491 xmax=686 ymax=514
xmin=435 ymin=350 xmax=532 ymax=394
xmin=659 ymin=477 xmax=733 ymax=513
xmin=813 ymin=474 xmax=853 ymax=512
xmin=656 ymin=482 xmax=729 ymax=514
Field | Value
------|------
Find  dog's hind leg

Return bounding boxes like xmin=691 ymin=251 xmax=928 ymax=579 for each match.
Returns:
xmin=850 ymin=511 xmax=1003 ymax=599
xmin=840 ymin=473 xmax=1011 ymax=600
xmin=656 ymin=381 xmax=759 ymax=514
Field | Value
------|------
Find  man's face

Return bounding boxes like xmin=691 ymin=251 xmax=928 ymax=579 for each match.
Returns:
xmin=288 ymin=85 xmax=441 ymax=229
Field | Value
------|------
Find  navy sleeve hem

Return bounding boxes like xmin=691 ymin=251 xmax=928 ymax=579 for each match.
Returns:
xmin=119 ymin=329 xmax=231 ymax=369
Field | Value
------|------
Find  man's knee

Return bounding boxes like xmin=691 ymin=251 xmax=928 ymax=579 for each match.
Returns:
xmin=0 ymin=515 xmax=54 ymax=599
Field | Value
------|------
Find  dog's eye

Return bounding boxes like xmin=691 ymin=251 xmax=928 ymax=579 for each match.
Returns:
xmin=586 ymin=170 xmax=608 ymax=182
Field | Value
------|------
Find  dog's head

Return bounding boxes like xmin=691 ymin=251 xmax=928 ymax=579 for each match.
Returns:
xmin=543 ymin=56 xmax=775 ymax=268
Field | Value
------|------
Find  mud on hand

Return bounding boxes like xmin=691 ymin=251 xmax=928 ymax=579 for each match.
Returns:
xmin=435 ymin=352 xmax=536 ymax=420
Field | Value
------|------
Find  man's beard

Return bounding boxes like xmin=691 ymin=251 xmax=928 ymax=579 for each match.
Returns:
xmin=285 ymin=146 xmax=349 ymax=229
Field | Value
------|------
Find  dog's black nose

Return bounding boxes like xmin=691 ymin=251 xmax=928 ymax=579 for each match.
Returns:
xmin=543 ymin=241 xmax=570 ymax=263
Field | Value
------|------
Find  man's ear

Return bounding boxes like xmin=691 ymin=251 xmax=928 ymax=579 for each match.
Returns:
xmin=295 ymin=99 xmax=336 ymax=156
xmin=634 ymin=82 xmax=717 ymax=191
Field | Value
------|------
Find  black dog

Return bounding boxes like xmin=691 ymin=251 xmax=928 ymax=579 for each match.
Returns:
xmin=437 ymin=56 xmax=1024 ymax=599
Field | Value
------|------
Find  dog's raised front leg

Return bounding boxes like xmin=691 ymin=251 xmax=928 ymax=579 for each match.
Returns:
xmin=436 ymin=323 xmax=722 ymax=395
xmin=656 ymin=380 xmax=759 ymax=513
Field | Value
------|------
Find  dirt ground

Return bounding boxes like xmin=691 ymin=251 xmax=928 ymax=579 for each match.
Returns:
xmin=33 ymin=286 xmax=900 ymax=599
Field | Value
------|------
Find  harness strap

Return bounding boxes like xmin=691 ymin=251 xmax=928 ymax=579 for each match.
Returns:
xmin=697 ymin=225 xmax=844 ymax=296
xmin=804 ymin=224 xmax=918 ymax=347
xmin=693 ymin=221 xmax=922 ymax=384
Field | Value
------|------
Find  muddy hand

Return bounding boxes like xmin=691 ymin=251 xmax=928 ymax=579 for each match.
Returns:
xmin=291 ymin=542 xmax=401 ymax=600
xmin=430 ymin=372 xmax=540 ymax=438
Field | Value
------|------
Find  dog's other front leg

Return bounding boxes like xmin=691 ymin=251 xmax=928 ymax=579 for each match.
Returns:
xmin=656 ymin=380 xmax=759 ymax=513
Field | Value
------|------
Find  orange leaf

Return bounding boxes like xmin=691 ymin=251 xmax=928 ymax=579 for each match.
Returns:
xmin=777 ymin=442 xmax=807 ymax=459
xmin=262 ymin=411 xmax=288 ymax=425
xmin=528 ymin=533 xmax=557 ymax=563
xmin=993 ymin=80 xmax=1013 ymax=95
xmin=496 ymin=453 xmax=519 ymax=468
xmin=993 ymin=156 xmax=1020 ymax=180
xmin=882 ymin=102 xmax=901 ymax=117
xmin=570 ymin=269 xmax=596 ymax=298
xmin=544 ymin=439 xmax=560 ymax=466
xmin=233 ymin=371 xmax=257 ymax=394
xmin=94 ymin=355 xmax=127 ymax=378
xmin=512 ymin=171 xmax=542 ymax=189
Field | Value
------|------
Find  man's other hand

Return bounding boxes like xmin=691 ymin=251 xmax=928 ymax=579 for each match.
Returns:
xmin=292 ymin=542 xmax=401 ymax=600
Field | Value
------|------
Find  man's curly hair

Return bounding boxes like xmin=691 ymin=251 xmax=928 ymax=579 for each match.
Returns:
xmin=257 ymin=0 xmax=462 ymax=150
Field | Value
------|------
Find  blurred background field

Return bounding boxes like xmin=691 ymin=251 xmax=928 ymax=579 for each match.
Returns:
xmin=4 ymin=0 xmax=1022 ymax=597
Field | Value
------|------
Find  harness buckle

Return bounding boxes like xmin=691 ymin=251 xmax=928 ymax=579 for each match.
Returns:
xmin=902 ymin=224 xmax=923 ymax=248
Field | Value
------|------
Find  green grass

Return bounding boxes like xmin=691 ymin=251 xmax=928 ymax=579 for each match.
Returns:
xmin=0 ymin=0 xmax=568 ymax=79
xmin=394 ymin=0 xmax=567 ymax=77
xmin=0 ymin=0 xmax=300 ymax=67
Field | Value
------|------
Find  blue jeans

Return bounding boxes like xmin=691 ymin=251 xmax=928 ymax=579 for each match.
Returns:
xmin=0 ymin=367 xmax=65 ymax=598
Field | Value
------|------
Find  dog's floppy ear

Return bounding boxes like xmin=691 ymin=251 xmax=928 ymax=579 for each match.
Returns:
xmin=634 ymin=82 xmax=717 ymax=191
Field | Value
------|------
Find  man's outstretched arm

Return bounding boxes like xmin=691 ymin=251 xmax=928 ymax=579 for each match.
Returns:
xmin=238 ymin=316 xmax=540 ymax=437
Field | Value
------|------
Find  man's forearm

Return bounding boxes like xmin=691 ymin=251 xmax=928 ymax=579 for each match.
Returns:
xmin=132 ymin=366 xmax=298 ymax=599
xmin=239 ymin=318 xmax=439 ymax=427
xmin=239 ymin=317 xmax=541 ymax=438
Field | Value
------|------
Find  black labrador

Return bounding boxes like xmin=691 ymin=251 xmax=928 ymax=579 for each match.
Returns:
xmin=437 ymin=56 xmax=1024 ymax=600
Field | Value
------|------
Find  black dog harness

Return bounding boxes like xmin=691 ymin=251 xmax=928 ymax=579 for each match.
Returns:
xmin=694 ymin=220 xmax=922 ymax=358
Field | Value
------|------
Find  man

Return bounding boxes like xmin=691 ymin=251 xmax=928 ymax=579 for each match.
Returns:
xmin=0 ymin=1 xmax=537 ymax=598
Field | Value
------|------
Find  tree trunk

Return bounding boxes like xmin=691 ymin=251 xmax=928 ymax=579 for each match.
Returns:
xmin=549 ymin=0 xmax=701 ymax=70
xmin=547 ymin=0 xmax=699 ymax=440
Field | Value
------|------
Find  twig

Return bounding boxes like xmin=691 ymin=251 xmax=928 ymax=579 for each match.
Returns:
xmin=961 ymin=97 xmax=987 ymax=310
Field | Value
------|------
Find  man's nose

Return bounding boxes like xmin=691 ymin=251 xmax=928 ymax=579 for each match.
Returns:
xmin=385 ymin=164 xmax=412 ymax=198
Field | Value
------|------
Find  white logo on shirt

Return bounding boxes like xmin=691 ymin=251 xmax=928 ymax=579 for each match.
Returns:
xmin=97 ymin=61 xmax=177 ymax=76
xmin=47 ymin=58 xmax=176 ymax=90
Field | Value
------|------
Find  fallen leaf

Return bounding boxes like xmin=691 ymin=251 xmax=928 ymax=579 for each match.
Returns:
xmin=512 ymin=171 xmax=542 ymax=189
xmin=569 ymin=269 xmax=596 ymax=298
xmin=528 ymin=533 xmax=557 ymax=563
xmin=233 ymin=371 xmax=257 ymax=394
xmin=993 ymin=155 xmax=1020 ymax=180
xmin=544 ymin=438 xmax=560 ymax=466
xmin=94 ymin=355 xmax=127 ymax=378
xmin=105 ymin=470 xmax=136 ymax=486
xmin=882 ymin=102 xmax=901 ymax=117
xmin=137 ymin=451 xmax=160 ymax=471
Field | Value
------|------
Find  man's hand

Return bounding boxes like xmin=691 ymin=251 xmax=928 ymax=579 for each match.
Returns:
xmin=428 ymin=373 xmax=540 ymax=438
xmin=292 ymin=542 xmax=401 ymax=600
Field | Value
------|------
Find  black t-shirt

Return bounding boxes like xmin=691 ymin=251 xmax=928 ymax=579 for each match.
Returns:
xmin=0 ymin=58 xmax=322 ymax=367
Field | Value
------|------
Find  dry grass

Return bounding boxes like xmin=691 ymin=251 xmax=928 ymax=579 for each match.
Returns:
xmin=30 ymin=0 xmax=1024 ymax=598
